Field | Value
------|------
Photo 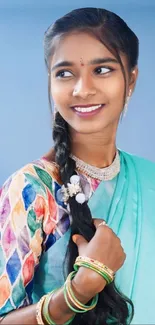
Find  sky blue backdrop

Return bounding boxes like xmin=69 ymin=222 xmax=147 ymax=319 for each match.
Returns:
xmin=0 ymin=1 xmax=155 ymax=184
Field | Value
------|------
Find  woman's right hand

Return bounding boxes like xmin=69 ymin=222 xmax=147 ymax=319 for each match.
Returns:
xmin=71 ymin=219 xmax=126 ymax=296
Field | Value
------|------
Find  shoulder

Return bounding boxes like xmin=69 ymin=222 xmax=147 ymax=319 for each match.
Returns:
xmin=20 ymin=157 xmax=62 ymax=183
xmin=120 ymin=150 xmax=155 ymax=178
xmin=1 ymin=158 xmax=62 ymax=196
xmin=0 ymin=158 xmax=62 ymax=237
xmin=0 ymin=158 xmax=62 ymax=214
xmin=121 ymin=150 xmax=155 ymax=167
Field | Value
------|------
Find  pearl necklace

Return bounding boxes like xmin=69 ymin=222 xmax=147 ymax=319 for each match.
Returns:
xmin=70 ymin=150 xmax=120 ymax=181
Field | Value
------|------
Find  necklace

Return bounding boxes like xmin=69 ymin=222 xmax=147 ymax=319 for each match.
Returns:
xmin=70 ymin=150 xmax=120 ymax=181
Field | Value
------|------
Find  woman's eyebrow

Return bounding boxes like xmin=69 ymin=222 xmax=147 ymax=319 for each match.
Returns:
xmin=51 ymin=57 xmax=119 ymax=72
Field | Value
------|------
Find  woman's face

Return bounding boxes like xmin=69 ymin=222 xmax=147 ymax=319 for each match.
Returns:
xmin=50 ymin=32 xmax=137 ymax=134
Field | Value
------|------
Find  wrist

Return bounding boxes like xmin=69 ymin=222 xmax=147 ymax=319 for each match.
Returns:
xmin=72 ymin=267 xmax=106 ymax=299
xmin=48 ymin=287 xmax=75 ymax=324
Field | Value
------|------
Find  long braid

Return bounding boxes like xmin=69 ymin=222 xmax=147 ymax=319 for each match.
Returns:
xmin=53 ymin=112 xmax=133 ymax=325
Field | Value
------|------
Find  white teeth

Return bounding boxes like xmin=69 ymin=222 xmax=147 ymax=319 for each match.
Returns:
xmin=74 ymin=104 xmax=102 ymax=113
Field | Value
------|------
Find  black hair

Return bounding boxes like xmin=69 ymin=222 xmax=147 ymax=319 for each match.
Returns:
xmin=44 ymin=7 xmax=139 ymax=324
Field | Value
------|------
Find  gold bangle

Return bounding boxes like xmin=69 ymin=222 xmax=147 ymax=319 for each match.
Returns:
xmin=36 ymin=295 xmax=47 ymax=325
xmin=75 ymin=261 xmax=114 ymax=282
xmin=75 ymin=256 xmax=115 ymax=277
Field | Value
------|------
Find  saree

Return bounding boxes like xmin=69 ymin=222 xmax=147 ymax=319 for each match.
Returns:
xmin=32 ymin=150 xmax=155 ymax=324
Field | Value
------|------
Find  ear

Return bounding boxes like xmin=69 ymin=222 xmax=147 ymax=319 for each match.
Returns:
xmin=128 ymin=66 xmax=138 ymax=94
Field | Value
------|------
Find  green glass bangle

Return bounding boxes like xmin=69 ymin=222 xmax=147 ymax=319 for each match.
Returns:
xmin=75 ymin=262 xmax=112 ymax=284
xmin=63 ymin=314 xmax=76 ymax=325
xmin=42 ymin=290 xmax=57 ymax=325
xmin=83 ymin=263 xmax=111 ymax=284
xmin=42 ymin=289 xmax=75 ymax=325
xmin=67 ymin=271 xmax=98 ymax=310
xmin=64 ymin=281 xmax=85 ymax=314
xmin=63 ymin=271 xmax=98 ymax=314
xmin=74 ymin=262 xmax=112 ymax=284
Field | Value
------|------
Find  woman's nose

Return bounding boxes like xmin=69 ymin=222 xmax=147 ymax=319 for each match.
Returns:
xmin=73 ymin=78 xmax=96 ymax=98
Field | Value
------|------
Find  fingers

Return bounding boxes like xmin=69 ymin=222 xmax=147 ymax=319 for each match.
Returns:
xmin=72 ymin=234 xmax=88 ymax=246
xmin=94 ymin=219 xmax=122 ymax=244
xmin=93 ymin=219 xmax=107 ymax=229
xmin=72 ymin=234 xmax=88 ymax=255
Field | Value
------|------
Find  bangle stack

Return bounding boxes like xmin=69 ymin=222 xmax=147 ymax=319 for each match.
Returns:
xmin=36 ymin=295 xmax=47 ymax=325
xmin=63 ymin=271 xmax=99 ymax=313
xmin=74 ymin=256 xmax=115 ymax=284
xmin=36 ymin=288 xmax=75 ymax=325
xmin=36 ymin=256 xmax=115 ymax=324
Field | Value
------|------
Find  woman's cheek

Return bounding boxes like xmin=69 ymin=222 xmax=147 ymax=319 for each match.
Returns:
xmin=103 ymin=77 xmax=124 ymax=104
xmin=51 ymin=82 xmax=71 ymax=102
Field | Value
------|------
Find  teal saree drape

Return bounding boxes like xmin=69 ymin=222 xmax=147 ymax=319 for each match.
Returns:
xmin=33 ymin=151 xmax=155 ymax=324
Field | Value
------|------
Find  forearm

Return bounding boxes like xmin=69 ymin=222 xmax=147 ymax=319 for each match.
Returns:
xmin=1 ymin=267 xmax=106 ymax=325
xmin=48 ymin=268 xmax=104 ymax=324
xmin=0 ymin=289 xmax=91 ymax=325
xmin=0 ymin=304 xmax=37 ymax=325
xmin=49 ymin=268 xmax=106 ymax=324
xmin=1 ymin=271 xmax=102 ymax=325
xmin=0 ymin=292 xmax=75 ymax=325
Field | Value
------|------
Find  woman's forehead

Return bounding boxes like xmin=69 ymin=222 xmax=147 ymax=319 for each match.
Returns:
xmin=50 ymin=32 xmax=119 ymax=66
xmin=53 ymin=32 xmax=111 ymax=53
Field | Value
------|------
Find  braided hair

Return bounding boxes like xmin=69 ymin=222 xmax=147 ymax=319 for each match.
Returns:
xmin=44 ymin=7 xmax=139 ymax=324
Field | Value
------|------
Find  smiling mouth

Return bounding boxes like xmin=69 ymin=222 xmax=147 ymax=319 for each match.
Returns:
xmin=71 ymin=104 xmax=104 ymax=113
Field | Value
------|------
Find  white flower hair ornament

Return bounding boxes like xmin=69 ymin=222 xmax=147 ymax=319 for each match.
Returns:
xmin=60 ymin=175 xmax=86 ymax=204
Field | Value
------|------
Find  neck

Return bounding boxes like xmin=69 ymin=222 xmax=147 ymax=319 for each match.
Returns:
xmin=70 ymin=130 xmax=117 ymax=168
xmin=44 ymin=124 xmax=118 ymax=168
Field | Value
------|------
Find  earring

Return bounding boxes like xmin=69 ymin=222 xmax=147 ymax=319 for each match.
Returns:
xmin=51 ymin=104 xmax=57 ymax=123
xmin=123 ymin=89 xmax=132 ymax=118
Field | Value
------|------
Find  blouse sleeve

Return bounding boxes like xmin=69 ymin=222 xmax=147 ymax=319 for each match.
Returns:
xmin=0 ymin=163 xmax=58 ymax=317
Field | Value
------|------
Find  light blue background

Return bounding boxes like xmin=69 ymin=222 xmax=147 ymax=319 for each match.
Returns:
xmin=0 ymin=1 xmax=155 ymax=184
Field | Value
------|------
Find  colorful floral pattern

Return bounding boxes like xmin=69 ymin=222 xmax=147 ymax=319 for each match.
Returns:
xmin=0 ymin=158 xmax=99 ymax=317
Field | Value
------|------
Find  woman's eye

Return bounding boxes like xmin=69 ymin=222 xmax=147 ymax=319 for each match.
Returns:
xmin=56 ymin=70 xmax=72 ymax=78
xmin=95 ymin=66 xmax=113 ymax=75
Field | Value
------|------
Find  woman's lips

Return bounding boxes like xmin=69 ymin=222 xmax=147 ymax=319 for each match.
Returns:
xmin=72 ymin=104 xmax=105 ymax=117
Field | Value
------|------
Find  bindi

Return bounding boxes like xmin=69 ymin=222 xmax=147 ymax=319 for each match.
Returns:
xmin=80 ymin=58 xmax=85 ymax=67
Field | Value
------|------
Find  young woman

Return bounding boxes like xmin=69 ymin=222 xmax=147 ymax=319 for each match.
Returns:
xmin=0 ymin=7 xmax=154 ymax=325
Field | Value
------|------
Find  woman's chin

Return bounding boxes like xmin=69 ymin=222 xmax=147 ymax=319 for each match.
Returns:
xmin=69 ymin=121 xmax=109 ymax=135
